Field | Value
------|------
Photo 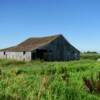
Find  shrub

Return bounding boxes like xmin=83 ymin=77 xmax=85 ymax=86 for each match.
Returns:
xmin=81 ymin=54 xmax=100 ymax=60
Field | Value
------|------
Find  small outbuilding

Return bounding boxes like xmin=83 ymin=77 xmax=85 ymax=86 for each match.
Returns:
xmin=0 ymin=34 xmax=80 ymax=61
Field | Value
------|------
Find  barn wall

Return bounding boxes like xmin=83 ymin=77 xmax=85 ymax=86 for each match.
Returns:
xmin=40 ymin=35 xmax=80 ymax=61
xmin=0 ymin=52 xmax=6 ymax=59
xmin=0 ymin=51 xmax=31 ymax=61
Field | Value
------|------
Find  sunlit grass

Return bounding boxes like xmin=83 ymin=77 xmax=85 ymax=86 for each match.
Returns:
xmin=0 ymin=58 xmax=100 ymax=99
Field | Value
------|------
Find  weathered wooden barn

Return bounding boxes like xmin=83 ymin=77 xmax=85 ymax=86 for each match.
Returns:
xmin=0 ymin=34 xmax=80 ymax=61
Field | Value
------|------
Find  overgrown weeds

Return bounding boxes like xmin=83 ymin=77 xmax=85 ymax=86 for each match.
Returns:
xmin=83 ymin=72 xmax=100 ymax=93
xmin=0 ymin=59 xmax=99 ymax=100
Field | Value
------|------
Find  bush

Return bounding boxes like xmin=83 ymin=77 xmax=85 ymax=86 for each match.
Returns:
xmin=81 ymin=54 xmax=100 ymax=60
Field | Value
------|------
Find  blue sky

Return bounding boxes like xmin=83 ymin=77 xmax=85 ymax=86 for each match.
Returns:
xmin=0 ymin=0 xmax=100 ymax=52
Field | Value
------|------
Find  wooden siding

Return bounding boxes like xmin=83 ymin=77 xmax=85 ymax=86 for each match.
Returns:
xmin=33 ymin=35 xmax=80 ymax=61
xmin=0 ymin=52 xmax=31 ymax=61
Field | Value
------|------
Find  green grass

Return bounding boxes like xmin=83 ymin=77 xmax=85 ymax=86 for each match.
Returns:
xmin=0 ymin=59 xmax=100 ymax=100
xmin=81 ymin=53 xmax=100 ymax=60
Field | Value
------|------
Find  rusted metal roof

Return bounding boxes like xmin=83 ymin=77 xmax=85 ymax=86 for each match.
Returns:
xmin=0 ymin=35 xmax=61 ymax=52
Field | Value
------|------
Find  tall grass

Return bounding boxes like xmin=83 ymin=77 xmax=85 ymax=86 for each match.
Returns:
xmin=0 ymin=59 xmax=100 ymax=99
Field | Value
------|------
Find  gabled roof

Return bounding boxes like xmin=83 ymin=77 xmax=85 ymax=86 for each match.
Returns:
xmin=0 ymin=34 xmax=61 ymax=52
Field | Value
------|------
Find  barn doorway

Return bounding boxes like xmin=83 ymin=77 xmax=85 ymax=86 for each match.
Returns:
xmin=31 ymin=49 xmax=48 ymax=60
xmin=31 ymin=52 xmax=37 ymax=60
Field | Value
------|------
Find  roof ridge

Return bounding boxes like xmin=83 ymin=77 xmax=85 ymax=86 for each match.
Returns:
xmin=26 ymin=34 xmax=62 ymax=39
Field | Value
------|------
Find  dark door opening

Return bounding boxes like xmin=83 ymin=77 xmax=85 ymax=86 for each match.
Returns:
xmin=31 ymin=52 xmax=37 ymax=60
xmin=36 ymin=49 xmax=48 ymax=60
xmin=31 ymin=49 xmax=48 ymax=60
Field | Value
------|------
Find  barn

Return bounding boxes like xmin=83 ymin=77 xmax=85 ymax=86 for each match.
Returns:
xmin=0 ymin=34 xmax=80 ymax=61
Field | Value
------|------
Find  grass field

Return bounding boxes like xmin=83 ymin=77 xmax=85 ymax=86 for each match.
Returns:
xmin=81 ymin=53 xmax=100 ymax=60
xmin=0 ymin=57 xmax=100 ymax=100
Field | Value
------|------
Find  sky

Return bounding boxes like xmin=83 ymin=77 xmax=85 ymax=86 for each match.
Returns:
xmin=0 ymin=0 xmax=100 ymax=52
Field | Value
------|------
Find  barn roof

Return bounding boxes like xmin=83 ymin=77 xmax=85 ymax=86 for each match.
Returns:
xmin=0 ymin=34 xmax=61 ymax=52
xmin=0 ymin=34 xmax=80 ymax=52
